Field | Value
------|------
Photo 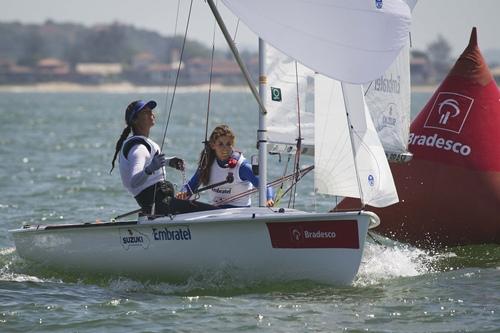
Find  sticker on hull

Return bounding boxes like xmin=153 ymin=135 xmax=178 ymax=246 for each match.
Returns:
xmin=152 ymin=226 xmax=192 ymax=241
xmin=119 ymin=228 xmax=150 ymax=250
xmin=266 ymin=220 xmax=359 ymax=249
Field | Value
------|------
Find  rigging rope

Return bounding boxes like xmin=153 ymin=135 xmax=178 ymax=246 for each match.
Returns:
xmin=198 ymin=0 xmax=243 ymax=191
xmin=151 ymin=0 xmax=192 ymax=214
xmin=198 ymin=0 xmax=219 ymax=175
xmin=159 ymin=0 xmax=194 ymax=152
xmin=273 ymin=153 xmax=292 ymax=206
xmin=161 ymin=0 xmax=182 ymax=118
xmin=288 ymin=60 xmax=303 ymax=208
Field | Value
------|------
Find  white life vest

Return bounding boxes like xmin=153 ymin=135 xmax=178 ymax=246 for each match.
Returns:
xmin=208 ymin=154 xmax=253 ymax=206
xmin=119 ymin=135 xmax=163 ymax=196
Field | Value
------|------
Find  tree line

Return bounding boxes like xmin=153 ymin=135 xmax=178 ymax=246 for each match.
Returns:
xmin=0 ymin=20 xmax=234 ymax=68
xmin=0 ymin=20 xmax=458 ymax=84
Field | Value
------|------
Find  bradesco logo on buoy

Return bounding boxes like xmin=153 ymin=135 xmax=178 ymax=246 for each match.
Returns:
xmin=408 ymin=132 xmax=472 ymax=156
xmin=424 ymin=92 xmax=474 ymax=134
xmin=412 ymin=92 xmax=474 ymax=156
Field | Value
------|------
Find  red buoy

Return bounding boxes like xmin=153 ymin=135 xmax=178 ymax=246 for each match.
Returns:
xmin=342 ymin=28 xmax=500 ymax=248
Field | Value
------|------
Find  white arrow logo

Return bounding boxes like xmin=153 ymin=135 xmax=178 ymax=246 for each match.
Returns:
xmin=437 ymin=98 xmax=460 ymax=125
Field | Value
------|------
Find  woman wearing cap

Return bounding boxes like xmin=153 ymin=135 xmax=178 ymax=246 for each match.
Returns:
xmin=111 ymin=100 xmax=215 ymax=216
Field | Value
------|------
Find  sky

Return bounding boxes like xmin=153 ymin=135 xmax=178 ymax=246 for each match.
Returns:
xmin=1 ymin=0 xmax=499 ymax=59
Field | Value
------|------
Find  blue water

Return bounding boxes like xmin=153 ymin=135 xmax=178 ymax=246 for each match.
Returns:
xmin=0 ymin=91 xmax=498 ymax=332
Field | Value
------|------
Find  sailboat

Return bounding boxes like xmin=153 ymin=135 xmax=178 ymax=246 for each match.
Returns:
xmin=9 ymin=0 xmax=412 ymax=285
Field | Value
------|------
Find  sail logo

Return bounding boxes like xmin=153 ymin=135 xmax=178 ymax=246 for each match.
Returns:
xmin=373 ymin=74 xmax=400 ymax=94
xmin=119 ymin=228 xmax=150 ymax=250
xmin=377 ymin=103 xmax=398 ymax=131
xmin=270 ymin=87 xmax=282 ymax=102
xmin=424 ymin=92 xmax=474 ymax=134
xmin=368 ymin=175 xmax=375 ymax=187
xmin=375 ymin=0 xmax=383 ymax=9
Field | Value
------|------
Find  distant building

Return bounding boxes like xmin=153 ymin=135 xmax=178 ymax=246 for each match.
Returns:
xmin=0 ymin=58 xmax=13 ymax=72
xmin=75 ymin=63 xmax=123 ymax=76
xmin=126 ymin=63 xmax=179 ymax=85
xmin=410 ymin=53 xmax=433 ymax=85
xmin=75 ymin=63 xmax=123 ymax=83
xmin=132 ymin=52 xmax=157 ymax=70
xmin=0 ymin=60 xmax=35 ymax=84
xmin=36 ymin=58 xmax=70 ymax=75
xmin=184 ymin=57 xmax=251 ymax=85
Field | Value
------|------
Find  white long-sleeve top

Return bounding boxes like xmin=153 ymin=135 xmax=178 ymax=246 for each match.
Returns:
xmin=119 ymin=135 xmax=163 ymax=196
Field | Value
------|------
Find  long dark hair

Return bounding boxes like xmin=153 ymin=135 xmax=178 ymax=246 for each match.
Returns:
xmin=109 ymin=101 xmax=139 ymax=173
xmin=110 ymin=126 xmax=131 ymax=174
xmin=198 ymin=125 xmax=235 ymax=185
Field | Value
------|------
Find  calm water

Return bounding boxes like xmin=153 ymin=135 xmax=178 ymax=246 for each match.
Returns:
xmin=0 ymin=91 xmax=498 ymax=333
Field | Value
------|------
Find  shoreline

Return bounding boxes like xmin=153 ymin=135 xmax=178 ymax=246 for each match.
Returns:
xmin=0 ymin=82 xmax=250 ymax=94
xmin=0 ymin=82 xmax=439 ymax=94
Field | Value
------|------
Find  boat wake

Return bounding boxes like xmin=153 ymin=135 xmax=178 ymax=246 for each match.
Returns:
xmin=0 ymin=247 xmax=62 ymax=284
xmin=354 ymin=238 xmax=439 ymax=286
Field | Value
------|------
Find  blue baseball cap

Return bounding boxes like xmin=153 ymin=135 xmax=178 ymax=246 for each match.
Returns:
xmin=125 ymin=100 xmax=157 ymax=126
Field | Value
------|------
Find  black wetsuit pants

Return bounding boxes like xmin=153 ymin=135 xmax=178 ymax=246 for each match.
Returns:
xmin=135 ymin=181 xmax=216 ymax=216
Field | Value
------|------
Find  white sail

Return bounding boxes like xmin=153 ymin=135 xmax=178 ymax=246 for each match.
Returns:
xmin=221 ymin=0 xmax=412 ymax=84
xmin=315 ymin=76 xmax=399 ymax=208
xmin=265 ymin=45 xmax=314 ymax=154
xmin=364 ymin=43 xmax=411 ymax=159
xmin=403 ymin=0 xmax=418 ymax=10
xmin=314 ymin=77 xmax=358 ymax=198
xmin=363 ymin=0 xmax=417 ymax=162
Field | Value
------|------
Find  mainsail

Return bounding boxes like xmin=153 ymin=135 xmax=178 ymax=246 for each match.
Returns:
xmin=221 ymin=0 xmax=412 ymax=84
xmin=218 ymin=0 xmax=410 ymax=208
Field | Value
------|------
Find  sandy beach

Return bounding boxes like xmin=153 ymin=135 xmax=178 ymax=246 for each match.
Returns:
xmin=0 ymin=81 xmax=439 ymax=94
xmin=0 ymin=82 xmax=250 ymax=94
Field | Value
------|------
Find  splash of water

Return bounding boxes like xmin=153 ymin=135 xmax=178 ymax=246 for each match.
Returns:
xmin=354 ymin=239 xmax=439 ymax=286
xmin=0 ymin=247 xmax=62 ymax=283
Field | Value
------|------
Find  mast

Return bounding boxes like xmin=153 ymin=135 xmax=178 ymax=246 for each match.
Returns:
xmin=206 ymin=0 xmax=267 ymax=116
xmin=206 ymin=0 xmax=268 ymax=206
xmin=258 ymin=39 xmax=268 ymax=206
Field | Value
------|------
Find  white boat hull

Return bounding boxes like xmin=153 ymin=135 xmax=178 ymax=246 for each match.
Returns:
xmin=10 ymin=208 xmax=379 ymax=285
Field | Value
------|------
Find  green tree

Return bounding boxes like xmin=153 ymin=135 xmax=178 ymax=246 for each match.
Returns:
xmin=18 ymin=31 xmax=45 ymax=67
xmin=81 ymin=24 xmax=132 ymax=63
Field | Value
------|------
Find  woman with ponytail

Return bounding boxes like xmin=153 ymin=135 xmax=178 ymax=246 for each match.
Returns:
xmin=176 ymin=124 xmax=274 ymax=208
xmin=112 ymin=100 xmax=215 ymax=217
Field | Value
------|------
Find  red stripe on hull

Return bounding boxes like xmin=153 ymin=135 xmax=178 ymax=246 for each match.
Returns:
xmin=266 ymin=220 xmax=359 ymax=249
